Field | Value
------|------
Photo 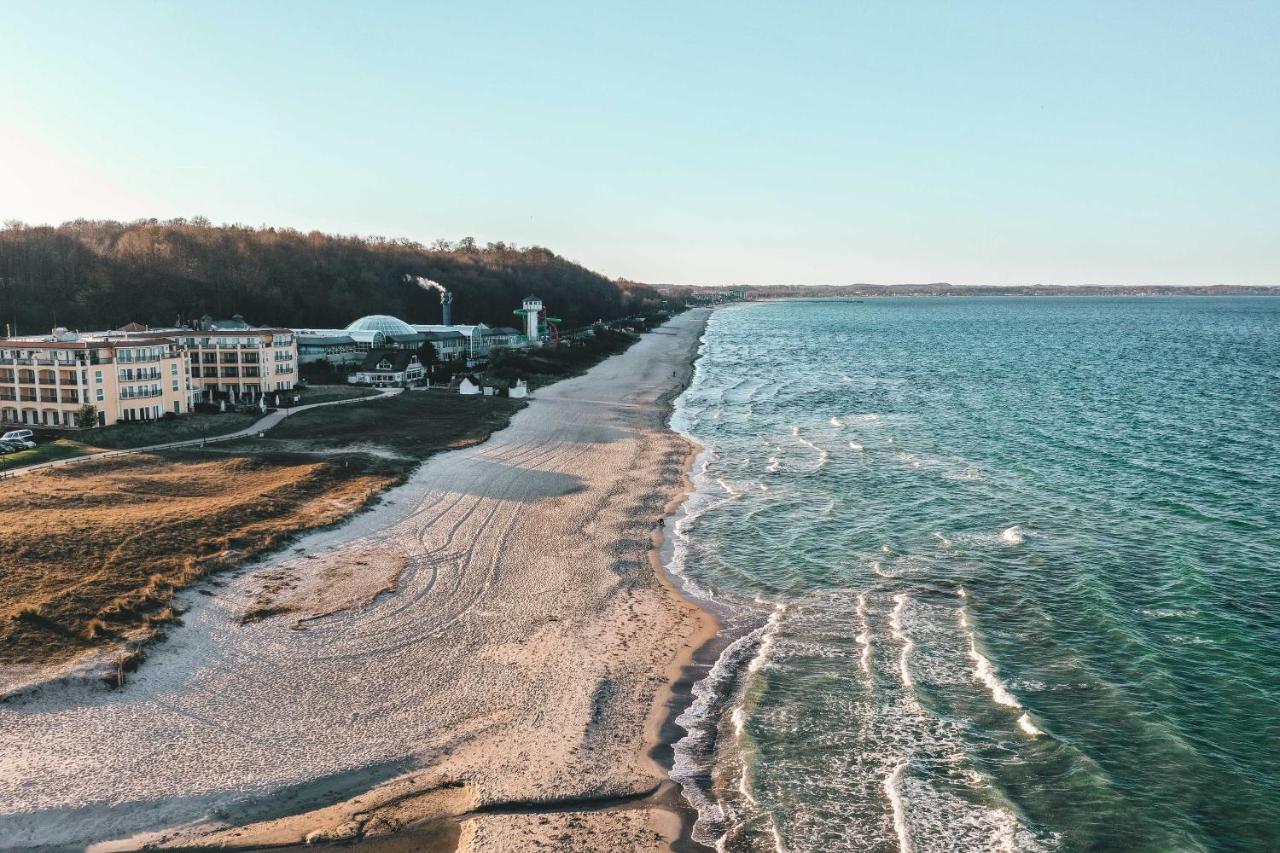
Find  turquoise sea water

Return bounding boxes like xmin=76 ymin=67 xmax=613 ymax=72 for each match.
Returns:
xmin=667 ymin=298 xmax=1280 ymax=853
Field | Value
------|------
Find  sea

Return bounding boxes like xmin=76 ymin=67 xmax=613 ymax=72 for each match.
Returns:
xmin=665 ymin=297 xmax=1280 ymax=853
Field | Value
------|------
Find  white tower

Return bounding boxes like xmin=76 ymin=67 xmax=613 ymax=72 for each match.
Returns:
xmin=522 ymin=297 xmax=543 ymax=340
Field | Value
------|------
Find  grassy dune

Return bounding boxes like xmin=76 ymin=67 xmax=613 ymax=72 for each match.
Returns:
xmin=0 ymin=392 xmax=525 ymax=668
xmin=0 ymin=452 xmax=397 ymax=665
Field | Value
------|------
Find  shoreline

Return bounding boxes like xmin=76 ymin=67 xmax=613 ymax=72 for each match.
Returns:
xmin=1 ymin=310 xmax=720 ymax=852
xmin=639 ymin=330 xmax=721 ymax=852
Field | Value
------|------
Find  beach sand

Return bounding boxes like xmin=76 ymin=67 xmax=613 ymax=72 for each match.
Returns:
xmin=0 ymin=309 xmax=713 ymax=852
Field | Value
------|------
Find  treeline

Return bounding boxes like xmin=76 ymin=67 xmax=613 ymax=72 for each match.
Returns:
xmin=0 ymin=219 xmax=667 ymax=334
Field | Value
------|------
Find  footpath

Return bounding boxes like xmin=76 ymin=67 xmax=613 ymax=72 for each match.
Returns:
xmin=3 ymin=387 xmax=403 ymax=479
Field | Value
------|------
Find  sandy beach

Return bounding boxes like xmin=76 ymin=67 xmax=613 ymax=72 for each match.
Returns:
xmin=0 ymin=309 xmax=714 ymax=852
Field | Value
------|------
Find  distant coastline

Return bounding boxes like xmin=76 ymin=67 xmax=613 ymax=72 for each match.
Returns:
xmin=658 ymin=283 xmax=1280 ymax=301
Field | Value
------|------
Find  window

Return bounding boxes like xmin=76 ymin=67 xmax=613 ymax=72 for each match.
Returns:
xmin=96 ymin=389 xmax=104 ymax=402
xmin=95 ymin=371 xmax=103 ymax=383
xmin=171 ymin=363 xmax=178 ymax=375
xmin=172 ymin=380 xmax=179 ymax=391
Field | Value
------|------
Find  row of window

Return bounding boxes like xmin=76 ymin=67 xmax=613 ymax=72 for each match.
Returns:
xmin=180 ymin=337 xmax=293 ymax=348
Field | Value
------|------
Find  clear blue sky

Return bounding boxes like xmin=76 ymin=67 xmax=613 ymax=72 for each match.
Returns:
xmin=1 ymin=1 xmax=1276 ymax=286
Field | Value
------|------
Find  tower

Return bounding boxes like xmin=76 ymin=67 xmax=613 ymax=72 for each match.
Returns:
xmin=522 ymin=297 xmax=543 ymax=340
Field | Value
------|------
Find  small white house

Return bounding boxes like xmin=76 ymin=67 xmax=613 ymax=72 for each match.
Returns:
xmin=509 ymin=379 xmax=529 ymax=399
xmin=458 ymin=377 xmax=482 ymax=395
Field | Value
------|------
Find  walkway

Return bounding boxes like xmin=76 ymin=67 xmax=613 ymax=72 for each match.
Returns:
xmin=3 ymin=387 xmax=403 ymax=479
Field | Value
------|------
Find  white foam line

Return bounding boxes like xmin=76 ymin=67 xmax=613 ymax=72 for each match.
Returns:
xmin=968 ymin=639 xmax=1021 ymax=709
xmin=747 ymin=604 xmax=786 ymax=676
xmin=855 ymin=592 xmax=872 ymax=677
xmin=794 ymin=431 xmax=830 ymax=471
xmin=884 ymin=761 xmax=913 ymax=853
xmin=770 ymin=822 xmax=788 ymax=853
xmin=829 ymin=416 xmax=845 ymax=428
xmin=957 ymin=592 xmax=1041 ymax=737
xmin=848 ymin=441 xmax=864 ymax=451
xmin=715 ymin=477 xmax=742 ymax=499
xmin=890 ymin=593 xmax=914 ymax=689
xmin=730 ymin=706 xmax=756 ymax=806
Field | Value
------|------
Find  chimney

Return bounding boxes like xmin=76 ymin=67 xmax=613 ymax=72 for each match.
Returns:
xmin=442 ymin=291 xmax=454 ymax=326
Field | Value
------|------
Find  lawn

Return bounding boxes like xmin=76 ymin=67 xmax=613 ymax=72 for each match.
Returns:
xmin=292 ymin=384 xmax=380 ymax=406
xmin=259 ymin=389 xmax=525 ymax=456
xmin=76 ymin=411 xmax=262 ymax=449
xmin=0 ymin=439 xmax=100 ymax=472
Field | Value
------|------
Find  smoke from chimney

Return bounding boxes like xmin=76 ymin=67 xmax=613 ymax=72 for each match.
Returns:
xmin=407 ymin=275 xmax=454 ymax=325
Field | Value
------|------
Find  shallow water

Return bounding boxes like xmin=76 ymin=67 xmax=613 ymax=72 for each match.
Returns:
xmin=668 ymin=297 xmax=1280 ymax=852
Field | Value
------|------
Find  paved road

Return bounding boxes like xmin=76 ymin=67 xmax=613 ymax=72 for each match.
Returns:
xmin=2 ymin=387 xmax=403 ymax=479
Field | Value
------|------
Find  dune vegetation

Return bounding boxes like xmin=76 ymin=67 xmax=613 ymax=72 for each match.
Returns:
xmin=0 ymin=392 xmax=525 ymax=670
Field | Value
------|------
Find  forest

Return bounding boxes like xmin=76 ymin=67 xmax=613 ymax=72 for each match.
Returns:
xmin=0 ymin=219 xmax=665 ymax=335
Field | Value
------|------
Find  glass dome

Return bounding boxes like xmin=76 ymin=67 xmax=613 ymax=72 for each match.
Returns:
xmin=345 ymin=314 xmax=417 ymax=336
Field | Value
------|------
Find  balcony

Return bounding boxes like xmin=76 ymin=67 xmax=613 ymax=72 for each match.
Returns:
xmin=60 ymin=390 xmax=80 ymax=404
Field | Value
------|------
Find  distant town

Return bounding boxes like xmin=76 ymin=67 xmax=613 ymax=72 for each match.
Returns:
xmin=0 ymin=287 xmax=664 ymax=432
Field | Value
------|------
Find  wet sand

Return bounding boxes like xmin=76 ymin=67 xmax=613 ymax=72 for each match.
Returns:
xmin=0 ymin=309 xmax=714 ymax=852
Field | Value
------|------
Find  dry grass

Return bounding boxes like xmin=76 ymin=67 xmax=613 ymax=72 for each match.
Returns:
xmin=0 ymin=393 xmax=526 ymax=669
xmin=0 ymin=451 xmax=395 ymax=666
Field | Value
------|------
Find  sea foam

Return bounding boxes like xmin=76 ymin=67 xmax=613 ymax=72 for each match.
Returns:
xmin=957 ymin=592 xmax=1041 ymax=736
xmin=890 ymin=594 xmax=914 ymax=690
xmin=1000 ymin=525 xmax=1025 ymax=545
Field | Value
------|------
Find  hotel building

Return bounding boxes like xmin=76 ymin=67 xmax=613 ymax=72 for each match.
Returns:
xmin=0 ymin=315 xmax=299 ymax=429
xmin=170 ymin=315 xmax=299 ymax=402
xmin=0 ymin=330 xmax=192 ymax=428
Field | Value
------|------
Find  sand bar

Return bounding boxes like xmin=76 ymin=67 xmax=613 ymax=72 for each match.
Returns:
xmin=0 ymin=309 xmax=712 ymax=851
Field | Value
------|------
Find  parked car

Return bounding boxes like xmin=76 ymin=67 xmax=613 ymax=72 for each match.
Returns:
xmin=1 ymin=429 xmax=35 ymax=443
xmin=0 ymin=439 xmax=33 ymax=452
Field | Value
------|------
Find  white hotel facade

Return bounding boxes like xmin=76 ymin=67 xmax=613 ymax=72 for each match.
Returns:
xmin=0 ymin=316 xmax=298 ymax=429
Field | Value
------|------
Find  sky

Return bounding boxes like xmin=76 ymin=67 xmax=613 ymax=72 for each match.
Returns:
xmin=1 ymin=1 xmax=1277 ymax=286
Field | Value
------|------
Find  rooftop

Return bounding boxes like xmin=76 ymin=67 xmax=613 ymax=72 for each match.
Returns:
xmin=346 ymin=315 xmax=417 ymax=336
